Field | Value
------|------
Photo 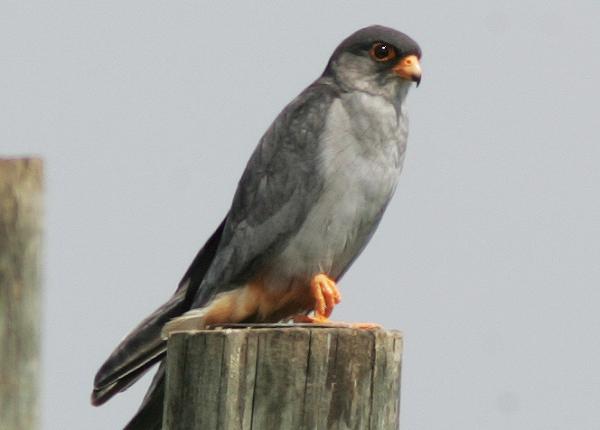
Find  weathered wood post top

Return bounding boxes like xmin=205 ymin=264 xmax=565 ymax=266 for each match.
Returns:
xmin=163 ymin=325 xmax=403 ymax=430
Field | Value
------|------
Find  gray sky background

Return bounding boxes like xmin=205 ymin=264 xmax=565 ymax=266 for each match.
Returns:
xmin=2 ymin=1 xmax=600 ymax=429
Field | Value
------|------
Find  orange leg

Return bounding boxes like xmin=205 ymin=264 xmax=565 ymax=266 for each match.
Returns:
xmin=311 ymin=273 xmax=341 ymax=319
xmin=292 ymin=273 xmax=380 ymax=330
xmin=292 ymin=273 xmax=340 ymax=323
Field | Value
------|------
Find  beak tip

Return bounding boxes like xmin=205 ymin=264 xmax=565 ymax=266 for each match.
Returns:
xmin=413 ymin=74 xmax=421 ymax=88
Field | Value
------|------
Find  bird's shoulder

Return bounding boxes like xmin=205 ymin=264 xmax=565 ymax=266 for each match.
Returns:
xmin=260 ymin=79 xmax=342 ymax=155
xmin=228 ymin=80 xmax=341 ymax=225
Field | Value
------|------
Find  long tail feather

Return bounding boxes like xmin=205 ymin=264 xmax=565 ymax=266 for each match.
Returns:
xmin=91 ymin=286 xmax=185 ymax=406
xmin=91 ymin=218 xmax=227 ymax=406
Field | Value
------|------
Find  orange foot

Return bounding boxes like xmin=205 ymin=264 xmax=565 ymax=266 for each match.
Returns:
xmin=310 ymin=273 xmax=341 ymax=319
xmin=292 ymin=273 xmax=381 ymax=329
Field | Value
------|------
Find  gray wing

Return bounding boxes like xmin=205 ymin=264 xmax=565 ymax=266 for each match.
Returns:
xmin=192 ymin=80 xmax=339 ymax=306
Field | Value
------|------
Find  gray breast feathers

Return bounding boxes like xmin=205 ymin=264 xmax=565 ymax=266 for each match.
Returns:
xmin=269 ymin=92 xmax=409 ymax=282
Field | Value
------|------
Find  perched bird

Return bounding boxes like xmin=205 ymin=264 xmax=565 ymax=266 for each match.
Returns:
xmin=92 ymin=25 xmax=422 ymax=429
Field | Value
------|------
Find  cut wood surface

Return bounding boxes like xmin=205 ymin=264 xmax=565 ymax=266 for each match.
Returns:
xmin=0 ymin=158 xmax=43 ymax=430
xmin=164 ymin=326 xmax=403 ymax=430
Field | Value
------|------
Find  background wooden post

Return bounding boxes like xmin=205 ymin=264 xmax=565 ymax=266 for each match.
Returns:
xmin=0 ymin=158 xmax=43 ymax=430
xmin=164 ymin=326 xmax=403 ymax=430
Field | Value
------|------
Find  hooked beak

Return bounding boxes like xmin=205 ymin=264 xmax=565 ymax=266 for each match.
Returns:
xmin=393 ymin=54 xmax=422 ymax=87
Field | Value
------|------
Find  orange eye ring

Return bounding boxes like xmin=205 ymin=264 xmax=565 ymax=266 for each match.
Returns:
xmin=369 ymin=42 xmax=397 ymax=62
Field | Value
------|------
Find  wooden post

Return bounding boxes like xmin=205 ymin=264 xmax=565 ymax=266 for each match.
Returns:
xmin=0 ymin=158 xmax=43 ymax=430
xmin=163 ymin=326 xmax=403 ymax=430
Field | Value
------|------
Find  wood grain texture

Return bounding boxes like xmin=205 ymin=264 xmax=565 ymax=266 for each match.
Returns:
xmin=0 ymin=158 xmax=43 ymax=430
xmin=164 ymin=326 xmax=402 ymax=430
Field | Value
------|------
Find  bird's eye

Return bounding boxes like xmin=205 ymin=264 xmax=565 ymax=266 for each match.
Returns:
xmin=369 ymin=42 xmax=396 ymax=62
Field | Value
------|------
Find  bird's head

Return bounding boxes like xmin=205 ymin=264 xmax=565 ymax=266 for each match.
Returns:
xmin=324 ymin=25 xmax=422 ymax=99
